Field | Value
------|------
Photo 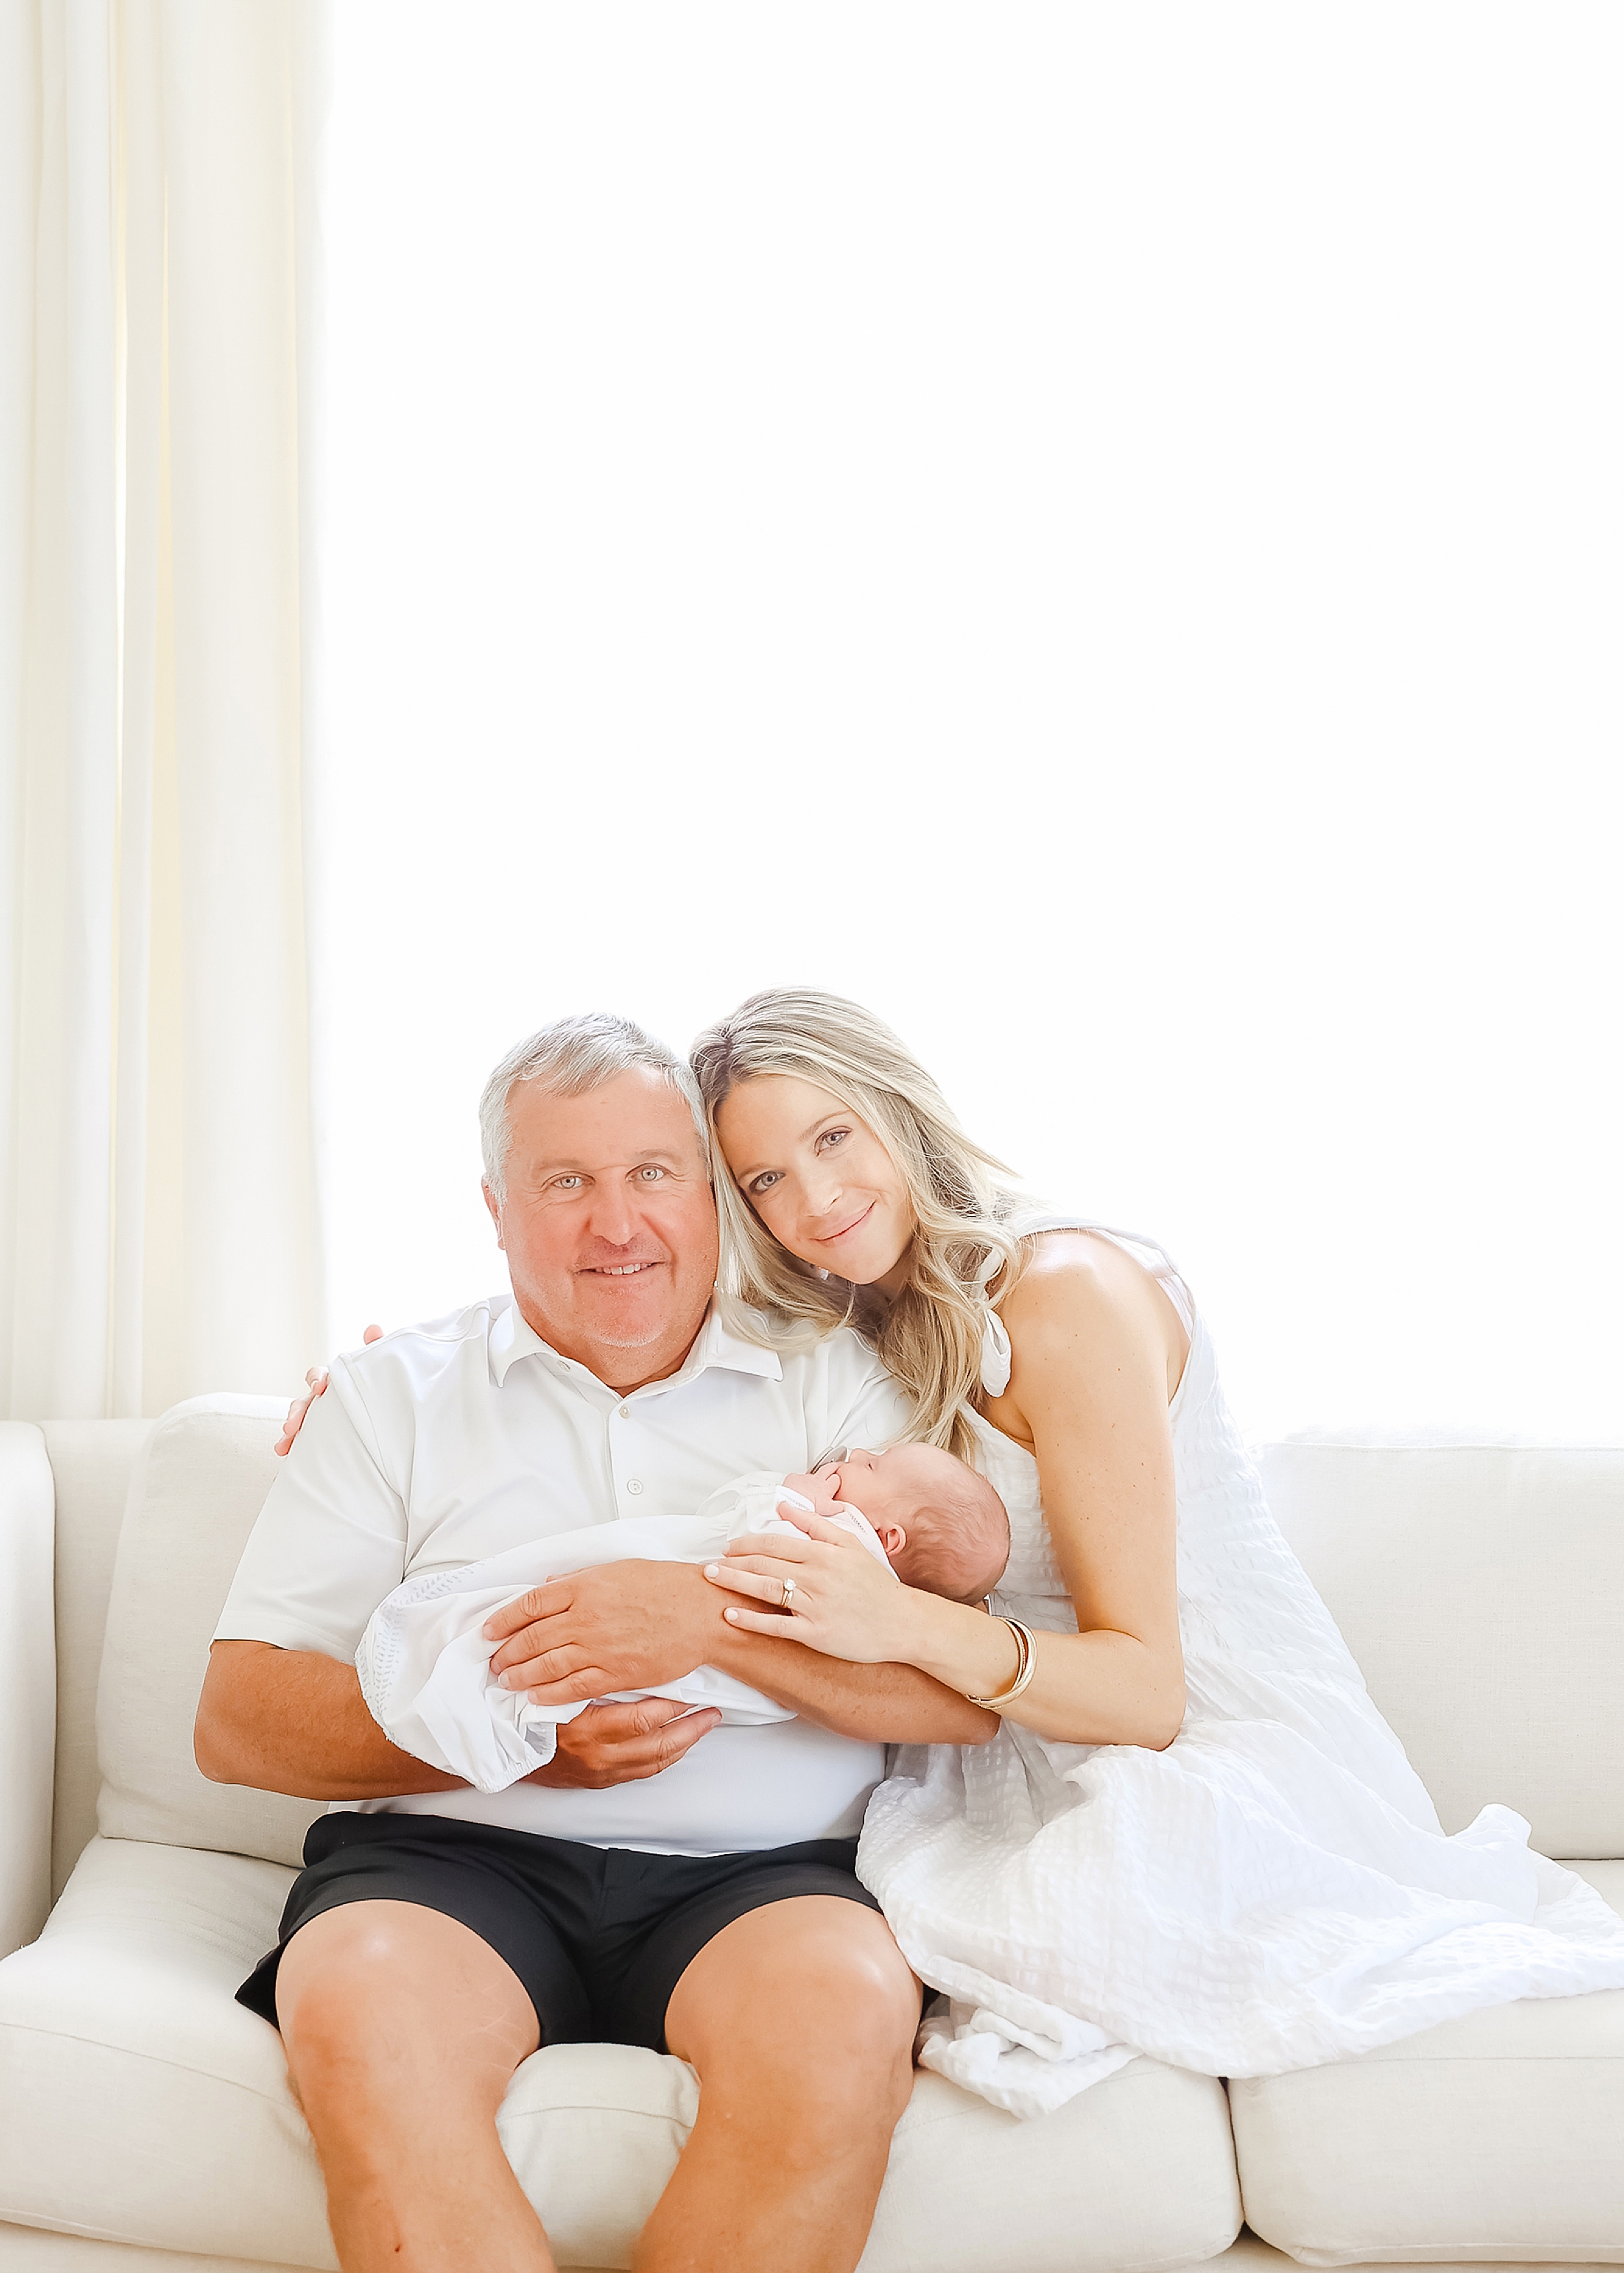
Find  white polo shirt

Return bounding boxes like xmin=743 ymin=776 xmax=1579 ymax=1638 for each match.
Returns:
xmin=215 ymin=1294 xmax=910 ymax=1855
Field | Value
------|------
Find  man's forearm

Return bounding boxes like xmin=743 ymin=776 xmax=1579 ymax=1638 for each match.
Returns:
xmin=705 ymin=1621 xmax=998 ymax=1744
xmin=196 ymin=1640 xmax=467 ymax=1800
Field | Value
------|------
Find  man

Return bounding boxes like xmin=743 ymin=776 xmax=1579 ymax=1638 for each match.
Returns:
xmin=194 ymin=1012 xmax=993 ymax=2273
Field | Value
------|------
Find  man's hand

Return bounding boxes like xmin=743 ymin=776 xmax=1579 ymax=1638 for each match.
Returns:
xmin=483 ymin=1557 xmax=998 ymax=1746
xmin=485 ymin=1561 xmax=731 ymax=1706
xmin=527 ymin=1698 xmax=722 ymax=1788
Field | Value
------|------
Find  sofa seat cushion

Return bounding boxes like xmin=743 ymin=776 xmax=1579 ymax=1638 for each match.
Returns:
xmin=1230 ymin=1860 xmax=1624 ymax=2266
xmin=0 ymin=1837 xmax=1242 ymax=2273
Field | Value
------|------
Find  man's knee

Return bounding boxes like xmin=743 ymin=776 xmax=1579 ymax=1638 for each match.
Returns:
xmin=275 ymin=1902 xmax=537 ymax=2128
xmin=670 ymin=1898 xmax=920 ymax=2122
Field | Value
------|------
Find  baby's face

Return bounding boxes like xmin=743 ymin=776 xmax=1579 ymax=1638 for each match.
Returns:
xmin=821 ymin=1443 xmax=960 ymax=1526
xmin=817 ymin=1443 xmax=1009 ymax=1604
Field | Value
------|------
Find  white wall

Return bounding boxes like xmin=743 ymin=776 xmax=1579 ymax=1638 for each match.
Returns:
xmin=308 ymin=2 xmax=1623 ymax=1442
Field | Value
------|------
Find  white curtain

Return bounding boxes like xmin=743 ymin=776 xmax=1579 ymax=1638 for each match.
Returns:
xmin=1 ymin=0 xmax=329 ymax=1421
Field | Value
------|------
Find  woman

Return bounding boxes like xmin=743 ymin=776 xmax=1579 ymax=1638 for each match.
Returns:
xmin=686 ymin=987 xmax=1624 ymax=2116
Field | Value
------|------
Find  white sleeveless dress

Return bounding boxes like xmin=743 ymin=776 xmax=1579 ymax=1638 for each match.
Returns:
xmin=856 ymin=1219 xmax=1624 ymax=2118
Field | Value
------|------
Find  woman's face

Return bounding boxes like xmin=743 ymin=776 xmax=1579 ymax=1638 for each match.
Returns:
xmin=714 ymin=1074 xmax=917 ymax=1291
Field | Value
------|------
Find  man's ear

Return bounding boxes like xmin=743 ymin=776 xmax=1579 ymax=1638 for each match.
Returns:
xmin=482 ymin=1181 xmax=505 ymax=1250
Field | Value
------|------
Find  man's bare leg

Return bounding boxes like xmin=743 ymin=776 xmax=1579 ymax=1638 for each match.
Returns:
xmin=639 ymin=1897 xmax=919 ymax=2273
xmin=275 ymin=1901 xmax=553 ymax=2273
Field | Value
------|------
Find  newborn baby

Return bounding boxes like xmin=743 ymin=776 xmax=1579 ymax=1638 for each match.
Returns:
xmin=357 ymin=1444 xmax=1009 ymax=1794
xmin=790 ymin=1441 xmax=1011 ymax=1606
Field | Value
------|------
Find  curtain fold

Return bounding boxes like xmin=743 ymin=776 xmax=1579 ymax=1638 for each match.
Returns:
xmin=1 ymin=0 xmax=331 ymax=1421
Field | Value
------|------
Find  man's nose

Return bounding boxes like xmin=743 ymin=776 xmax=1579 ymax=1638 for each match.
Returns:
xmin=583 ymin=1184 xmax=637 ymax=1245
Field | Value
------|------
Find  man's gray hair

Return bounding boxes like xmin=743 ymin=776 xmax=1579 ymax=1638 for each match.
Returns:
xmin=479 ymin=1013 xmax=710 ymax=1202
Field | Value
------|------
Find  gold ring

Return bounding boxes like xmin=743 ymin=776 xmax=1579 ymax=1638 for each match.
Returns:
xmin=781 ymin=1575 xmax=797 ymax=1610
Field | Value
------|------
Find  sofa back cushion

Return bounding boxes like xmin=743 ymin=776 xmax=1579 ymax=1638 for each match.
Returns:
xmin=1258 ymin=1438 xmax=1624 ymax=1859
xmin=95 ymin=1397 xmax=324 ymax=1867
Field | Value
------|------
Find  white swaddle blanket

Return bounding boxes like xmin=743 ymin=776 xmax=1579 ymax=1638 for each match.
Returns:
xmin=858 ymin=1217 xmax=1624 ymax=2119
xmin=357 ymin=1475 xmax=892 ymax=1793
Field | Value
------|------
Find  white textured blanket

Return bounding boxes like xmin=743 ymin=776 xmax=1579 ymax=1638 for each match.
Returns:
xmin=356 ymin=1475 xmax=890 ymax=1792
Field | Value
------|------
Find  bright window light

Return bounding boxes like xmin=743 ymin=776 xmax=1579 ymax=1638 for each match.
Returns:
xmin=309 ymin=2 xmax=1623 ymax=1442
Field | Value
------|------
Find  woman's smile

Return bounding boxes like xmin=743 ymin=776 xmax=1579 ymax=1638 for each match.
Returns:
xmin=815 ymin=1201 xmax=877 ymax=1247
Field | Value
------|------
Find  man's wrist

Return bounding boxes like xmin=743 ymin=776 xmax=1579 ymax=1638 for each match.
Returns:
xmin=669 ymin=1558 xmax=739 ymax=1661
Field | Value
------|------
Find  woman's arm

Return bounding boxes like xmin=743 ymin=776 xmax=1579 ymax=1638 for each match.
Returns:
xmin=481 ymin=1558 xmax=999 ymax=1744
xmin=711 ymin=1233 xmax=1189 ymax=1751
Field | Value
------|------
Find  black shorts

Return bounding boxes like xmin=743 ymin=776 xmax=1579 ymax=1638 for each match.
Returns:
xmin=236 ymin=1812 xmax=884 ymax=2053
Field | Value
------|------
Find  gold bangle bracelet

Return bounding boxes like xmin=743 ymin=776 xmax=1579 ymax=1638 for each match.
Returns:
xmin=967 ymin=1616 xmax=1038 ymax=1710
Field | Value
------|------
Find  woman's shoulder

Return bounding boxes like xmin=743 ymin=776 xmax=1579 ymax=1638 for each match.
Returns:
xmin=1006 ymin=1224 xmax=1154 ymax=1310
xmin=1001 ymin=1227 xmax=1178 ymax=1360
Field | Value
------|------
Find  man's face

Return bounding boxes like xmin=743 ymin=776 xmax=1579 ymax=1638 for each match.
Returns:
xmin=484 ymin=1069 xmax=720 ymax=1390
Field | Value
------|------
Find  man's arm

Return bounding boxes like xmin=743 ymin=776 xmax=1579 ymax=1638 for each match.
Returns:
xmin=196 ymin=1639 xmax=726 ymax=1797
xmin=707 ymin=1601 xmax=999 ymax=1743
xmin=483 ymin=1562 xmax=998 ymax=1744
xmin=196 ymin=1642 xmax=465 ymax=1798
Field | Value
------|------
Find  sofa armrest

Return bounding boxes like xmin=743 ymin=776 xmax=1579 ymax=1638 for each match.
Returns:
xmin=0 ymin=1423 xmax=56 ymax=1957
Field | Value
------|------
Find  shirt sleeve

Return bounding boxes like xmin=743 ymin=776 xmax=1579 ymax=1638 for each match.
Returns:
xmin=212 ymin=1354 xmax=410 ymax=1662
xmin=813 ymin=1334 xmax=913 ymax=1464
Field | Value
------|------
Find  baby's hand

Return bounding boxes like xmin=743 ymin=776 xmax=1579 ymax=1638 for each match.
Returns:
xmin=780 ymin=1470 xmax=844 ymax=1521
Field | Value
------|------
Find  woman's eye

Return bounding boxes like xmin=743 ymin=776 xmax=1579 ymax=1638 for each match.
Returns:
xmin=816 ymin=1128 xmax=850 ymax=1151
xmin=748 ymin=1172 xmax=781 ymax=1197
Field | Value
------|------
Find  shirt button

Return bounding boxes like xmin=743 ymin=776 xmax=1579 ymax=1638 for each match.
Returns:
xmin=625 ymin=1478 xmax=644 ymax=1495
xmin=618 ymin=1404 xmax=631 ymax=1419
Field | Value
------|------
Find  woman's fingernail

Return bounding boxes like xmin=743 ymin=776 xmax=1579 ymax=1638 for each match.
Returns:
xmin=704 ymin=1564 xmax=719 ymax=1577
xmin=725 ymin=1608 xmax=740 ymax=1621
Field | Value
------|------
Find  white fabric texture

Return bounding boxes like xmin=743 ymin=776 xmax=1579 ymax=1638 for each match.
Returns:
xmin=0 ymin=0 xmax=329 ymax=1425
xmin=357 ymin=1477 xmax=893 ymax=1792
xmin=218 ymin=1297 xmax=910 ymax=1855
xmin=1228 ymin=1861 xmax=1624 ymax=2265
xmin=861 ymin=1219 xmax=1624 ymax=2119
xmin=1256 ymin=1440 xmax=1624 ymax=1860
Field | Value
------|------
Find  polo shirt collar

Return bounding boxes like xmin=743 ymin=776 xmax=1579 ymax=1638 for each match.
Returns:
xmin=488 ymin=1295 xmax=782 ymax=1391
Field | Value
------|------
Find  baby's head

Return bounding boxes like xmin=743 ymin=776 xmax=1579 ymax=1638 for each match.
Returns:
xmin=824 ymin=1443 xmax=1009 ymax=1605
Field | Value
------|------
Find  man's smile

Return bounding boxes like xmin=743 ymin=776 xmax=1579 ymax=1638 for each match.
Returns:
xmin=579 ymin=1260 xmax=664 ymax=1277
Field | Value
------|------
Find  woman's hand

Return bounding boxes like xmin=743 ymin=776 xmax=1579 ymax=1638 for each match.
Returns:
xmin=704 ymin=1510 xmax=924 ymax=1664
xmin=274 ymin=1325 xmax=384 ymax=1456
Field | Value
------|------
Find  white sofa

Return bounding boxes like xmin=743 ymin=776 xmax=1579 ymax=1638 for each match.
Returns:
xmin=1 ymin=1399 xmax=1621 ymax=2273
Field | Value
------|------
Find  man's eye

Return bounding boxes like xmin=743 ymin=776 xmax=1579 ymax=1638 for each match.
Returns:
xmin=553 ymin=1175 xmax=583 ymax=1191
xmin=637 ymin=1166 xmax=666 ymax=1182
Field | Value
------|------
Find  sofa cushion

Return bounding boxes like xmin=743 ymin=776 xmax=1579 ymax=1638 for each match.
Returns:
xmin=1256 ymin=1441 xmax=1624 ymax=1859
xmin=1229 ymin=1860 xmax=1624 ymax=2265
xmin=40 ymin=1417 xmax=153 ymax=1898
xmin=0 ymin=1838 xmax=1241 ymax=2273
xmin=94 ymin=1399 xmax=325 ymax=1868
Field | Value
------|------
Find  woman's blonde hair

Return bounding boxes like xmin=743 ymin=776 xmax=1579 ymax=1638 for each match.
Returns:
xmin=689 ymin=989 xmax=1028 ymax=1461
